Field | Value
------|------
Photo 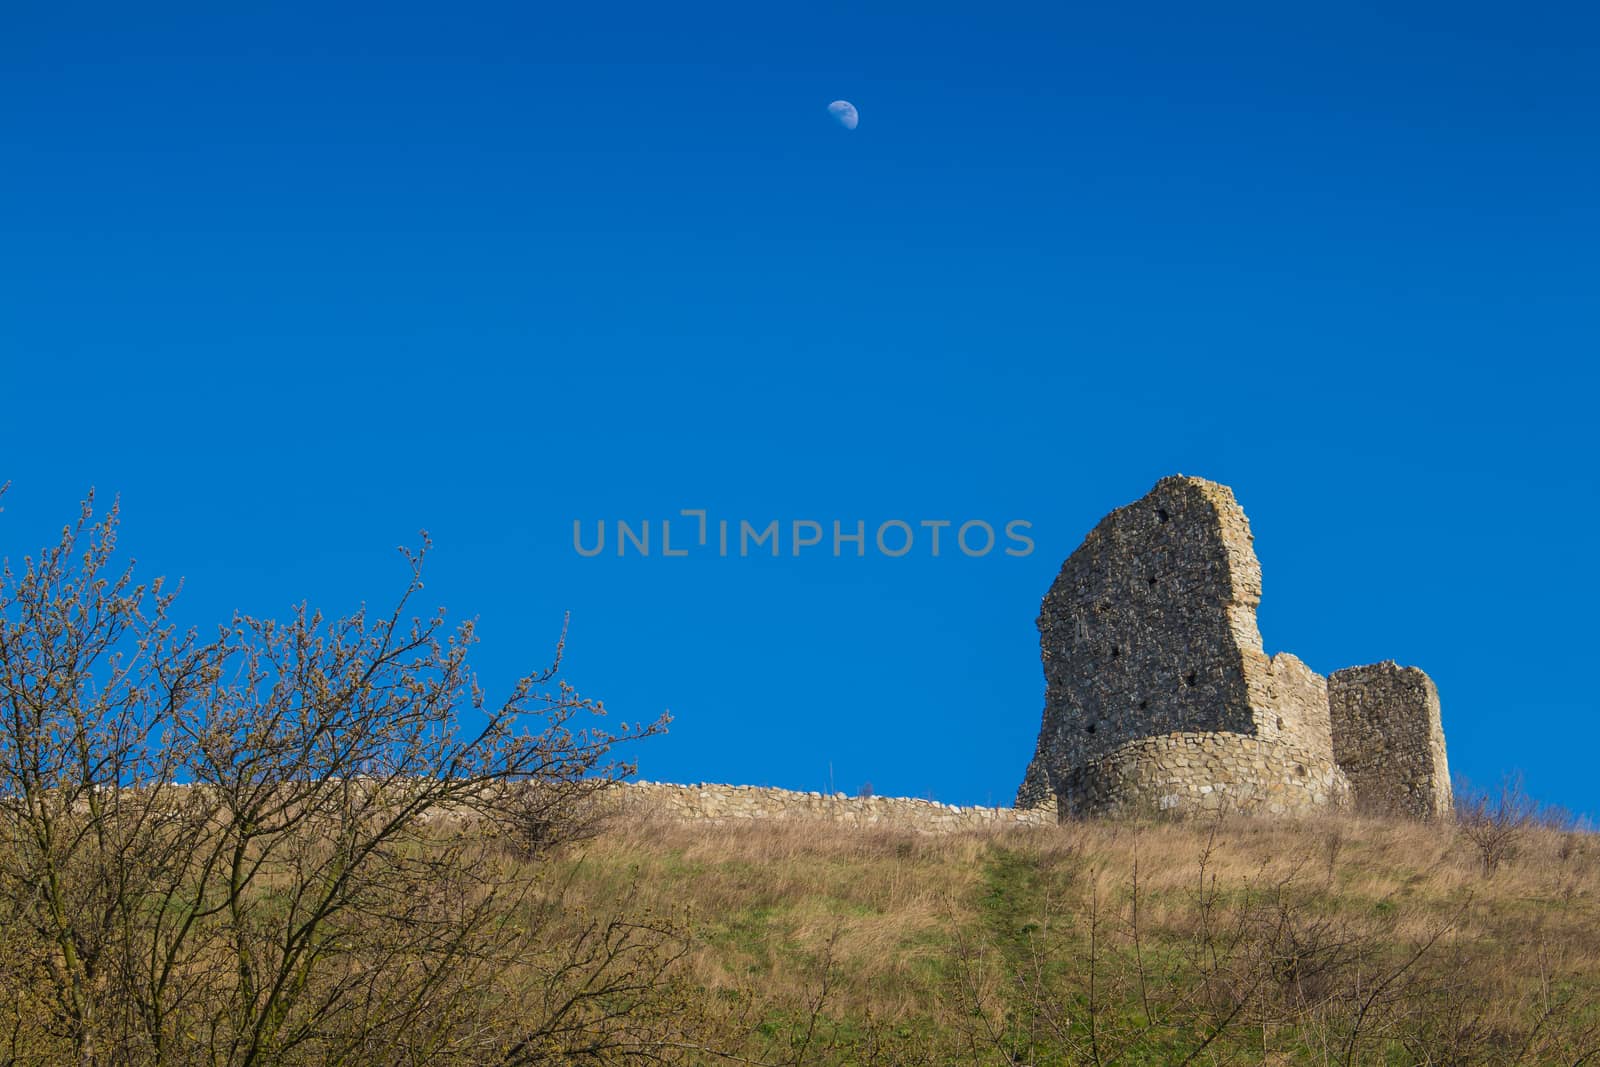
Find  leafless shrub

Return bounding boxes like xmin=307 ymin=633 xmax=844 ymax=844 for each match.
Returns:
xmin=0 ymin=489 xmax=674 ymax=1065
xmin=1456 ymin=773 xmax=1540 ymax=876
xmin=500 ymin=778 xmax=621 ymax=859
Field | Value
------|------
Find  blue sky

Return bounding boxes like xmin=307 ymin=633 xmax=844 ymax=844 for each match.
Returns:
xmin=3 ymin=2 xmax=1596 ymax=816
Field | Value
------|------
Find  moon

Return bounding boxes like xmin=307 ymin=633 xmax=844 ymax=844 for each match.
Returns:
xmin=827 ymin=100 xmax=859 ymax=130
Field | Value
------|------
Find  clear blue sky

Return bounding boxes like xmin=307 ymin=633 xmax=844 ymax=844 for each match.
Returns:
xmin=3 ymin=2 xmax=1596 ymax=817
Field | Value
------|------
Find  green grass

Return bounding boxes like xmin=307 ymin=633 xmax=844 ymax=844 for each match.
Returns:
xmin=546 ymin=810 xmax=1600 ymax=1064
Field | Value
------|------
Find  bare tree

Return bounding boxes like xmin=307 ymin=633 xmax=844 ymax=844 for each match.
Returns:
xmin=0 ymin=489 xmax=672 ymax=1066
xmin=1456 ymin=773 xmax=1539 ymax=876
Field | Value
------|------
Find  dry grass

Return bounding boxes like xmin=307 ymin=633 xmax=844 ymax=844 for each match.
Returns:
xmin=536 ymin=809 xmax=1600 ymax=1064
xmin=4 ymin=799 xmax=1596 ymax=1064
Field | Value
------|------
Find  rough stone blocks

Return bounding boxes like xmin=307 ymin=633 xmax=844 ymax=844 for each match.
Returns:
xmin=1017 ymin=475 xmax=1448 ymax=820
xmin=1329 ymin=662 xmax=1452 ymax=818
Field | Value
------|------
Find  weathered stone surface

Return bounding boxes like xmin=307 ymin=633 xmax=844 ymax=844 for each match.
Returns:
xmin=1328 ymin=662 xmax=1452 ymax=818
xmin=1016 ymin=475 xmax=1351 ymax=817
xmin=1053 ymin=731 xmax=1349 ymax=818
xmin=608 ymin=782 xmax=1052 ymax=833
xmin=1016 ymin=475 xmax=1448 ymax=820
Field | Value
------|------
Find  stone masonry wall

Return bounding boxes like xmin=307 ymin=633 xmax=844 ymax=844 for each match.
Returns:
xmin=609 ymin=781 xmax=1053 ymax=833
xmin=1328 ymin=662 xmax=1452 ymax=818
xmin=1056 ymin=732 xmax=1350 ymax=818
xmin=1018 ymin=475 xmax=1351 ymax=816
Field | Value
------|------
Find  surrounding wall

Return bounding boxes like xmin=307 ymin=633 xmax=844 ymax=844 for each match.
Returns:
xmin=609 ymin=781 xmax=1053 ymax=833
xmin=1328 ymin=662 xmax=1453 ymax=818
xmin=1018 ymin=475 xmax=1351 ymax=816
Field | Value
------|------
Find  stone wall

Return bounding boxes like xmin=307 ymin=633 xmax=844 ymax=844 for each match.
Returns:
xmin=1055 ymin=731 xmax=1350 ymax=818
xmin=610 ymin=781 xmax=1054 ymax=833
xmin=1328 ymin=662 xmax=1452 ymax=818
xmin=1018 ymin=475 xmax=1351 ymax=815
xmin=1018 ymin=475 xmax=1450 ymax=821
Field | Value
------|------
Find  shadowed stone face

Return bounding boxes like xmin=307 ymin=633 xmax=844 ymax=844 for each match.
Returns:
xmin=1329 ymin=663 xmax=1452 ymax=818
xmin=1016 ymin=475 xmax=1349 ymax=817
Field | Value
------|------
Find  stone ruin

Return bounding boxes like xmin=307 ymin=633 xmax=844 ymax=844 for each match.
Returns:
xmin=1328 ymin=662 xmax=1452 ymax=819
xmin=1016 ymin=475 xmax=1451 ymax=820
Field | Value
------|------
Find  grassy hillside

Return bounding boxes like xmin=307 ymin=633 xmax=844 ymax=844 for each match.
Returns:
xmin=5 ymin=505 xmax=1589 ymax=1064
xmin=548 ymin=809 xmax=1600 ymax=1065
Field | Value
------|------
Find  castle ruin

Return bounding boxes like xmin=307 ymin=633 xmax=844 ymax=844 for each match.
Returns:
xmin=1017 ymin=475 xmax=1451 ymax=819
xmin=1329 ymin=663 xmax=1452 ymax=818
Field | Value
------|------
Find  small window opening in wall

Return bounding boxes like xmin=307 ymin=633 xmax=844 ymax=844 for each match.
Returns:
xmin=1295 ymin=764 xmax=1306 ymax=778
xmin=1156 ymin=508 xmax=1169 ymax=523
xmin=1148 ymin=576 xmax=1158 ymax=587
xmin=1086 ymin=723 xmax=1096 ymax=734
xmin=1138 ymin=700 xmax=1148 ymax=710
xmin=1110 ymin=646 xmax=1120 ymax=658
xmin=1184 ymin=671 xmax=1197 ymax=687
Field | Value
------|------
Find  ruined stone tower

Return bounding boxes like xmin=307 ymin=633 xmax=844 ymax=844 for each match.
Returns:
xmin=1017 ymin=475 xmax=1450 ymax=819
xmin=1329 ymin=663 xmax=1452 ymax=818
